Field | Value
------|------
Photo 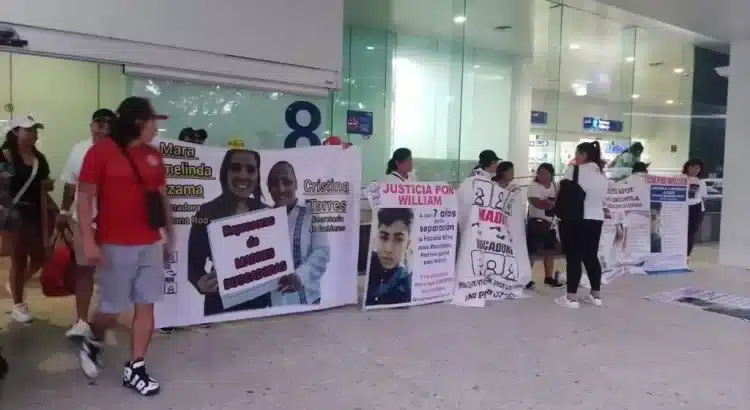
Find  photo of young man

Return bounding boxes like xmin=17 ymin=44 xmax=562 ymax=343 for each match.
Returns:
xmin=266 ymin=161 xmax=330 ymax=306
xmin=650 ymin=202 xmax=663 ymax=254
xmin=365 ymin=208 xmax=414 ymax=306
xmin=187 ymin=149 xmax=271 ymax=316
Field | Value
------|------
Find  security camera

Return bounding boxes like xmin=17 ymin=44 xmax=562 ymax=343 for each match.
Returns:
xmin=0 ymin=25 xmax=28 ymax=48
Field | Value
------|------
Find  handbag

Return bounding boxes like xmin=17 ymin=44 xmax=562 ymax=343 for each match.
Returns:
xmin=0 ymin=157 xmax=39 ymax=232
xmin=121 ymin=149 xmax=166 ymax=229
xmin=40 ymin=227 xmax=77 ymax=297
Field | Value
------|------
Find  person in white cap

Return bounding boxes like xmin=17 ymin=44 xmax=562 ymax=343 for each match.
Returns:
xmin=1 ymin=115 xmax=53 ymax=323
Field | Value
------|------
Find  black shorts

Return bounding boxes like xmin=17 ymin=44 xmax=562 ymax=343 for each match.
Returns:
xmin=527 ymin=218 xmax=559 ymax=255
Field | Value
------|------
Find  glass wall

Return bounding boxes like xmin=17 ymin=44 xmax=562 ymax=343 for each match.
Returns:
xmin=531 ymin=2 xmax=695 ymax=178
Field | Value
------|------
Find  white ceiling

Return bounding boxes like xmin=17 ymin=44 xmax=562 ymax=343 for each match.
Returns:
xmin=344 ymin=0 xmax=701 ymax=108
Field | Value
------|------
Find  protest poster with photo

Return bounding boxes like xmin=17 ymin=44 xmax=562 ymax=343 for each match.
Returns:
xmin=156 ymin=140 xmax=361 ymax=327
xmin=643 ymin=175 xmax=689 ymax=273
xmin=453 ymin=178 xmax=531 ymax=307
xmin=587 ymin=174 xmax=688 ymax=288
xmin=363 ymin=182 xmax=458 ymax=310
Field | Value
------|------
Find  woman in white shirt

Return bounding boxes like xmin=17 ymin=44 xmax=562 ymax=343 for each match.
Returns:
xmin=683 ymin=158 xmax=707 ymax=257
xmin=556 ymin=141 xmax=609 ymax=308
xmin=526 ymin=163 xmax=563 ymax=289
xmin=384 ymin=148 xmax=414 ymax=182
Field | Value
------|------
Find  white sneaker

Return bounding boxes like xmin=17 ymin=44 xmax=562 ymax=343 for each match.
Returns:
xmin=10 ymin=303 xmax=32 ymax=323
xmin=581 ymin=294 xmax=603 ymax=307
xmin=66 ymin=320 xmax=93 ymax=339
xmin=555 ymin=296 xmax=580 ymax=309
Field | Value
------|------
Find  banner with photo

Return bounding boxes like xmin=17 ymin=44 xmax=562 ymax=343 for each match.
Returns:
xmin=453 ymin=178 xmax=532 ymax=307
xmin=155 ymin=140 xmax=361 ymax=327
xmin=363 ymin=182 xmax=458 ymax=310
xmin=591 ymin=174 xmax=688 ymax=286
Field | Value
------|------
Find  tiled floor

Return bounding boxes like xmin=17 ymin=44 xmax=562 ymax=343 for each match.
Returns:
xmin=1 ymin=244 xmax=749 ymax=409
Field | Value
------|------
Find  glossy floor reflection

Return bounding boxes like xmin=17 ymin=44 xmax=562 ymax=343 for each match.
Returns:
xmin=1 ymin=244 xmax=748 ymax=409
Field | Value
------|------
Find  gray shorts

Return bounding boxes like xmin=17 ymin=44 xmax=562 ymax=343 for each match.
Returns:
xmin=97 ymin=243 xmax=165 ymax=314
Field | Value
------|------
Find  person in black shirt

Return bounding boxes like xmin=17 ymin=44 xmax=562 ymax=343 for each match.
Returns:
xmin=187 ymin=148 xmax=270 ymax=316
xmin=0 ymin=116 xmax=53 ymax=323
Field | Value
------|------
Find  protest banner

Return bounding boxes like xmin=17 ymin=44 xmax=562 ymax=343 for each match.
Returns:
xmin=156 ymin=140 xmax=361 ymax=327
xmin=363 ymin=182 xmax=458 ymax=310
xmin=453 ymin=177 xmax=532 ymax=307
xmin=585 ymin=174 xmax=688 ymax=287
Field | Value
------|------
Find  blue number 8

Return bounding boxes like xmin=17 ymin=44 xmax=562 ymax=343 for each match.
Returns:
xmin=284 ymin=101 xmax=322 ymax=148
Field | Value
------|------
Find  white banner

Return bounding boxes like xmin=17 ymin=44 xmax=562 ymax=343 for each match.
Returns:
xmin=363 ymin=182 xmax=458 ymax=310
xmin=591 ymin=174 xmax=688 ymax=287
xmin=453 ymin=177 xmax=532 ymax=307
xmin=156 ymin=141 xmax=361 ymax=327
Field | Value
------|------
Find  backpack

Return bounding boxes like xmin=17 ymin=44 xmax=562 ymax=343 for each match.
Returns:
xmin=554 ymin=165 xmax=586 ymax=220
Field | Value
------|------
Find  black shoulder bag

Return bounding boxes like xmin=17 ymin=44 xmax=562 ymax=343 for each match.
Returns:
xmin=121 ymin=150 xmax=167 ymax=229
xmin=554 ymin=165 xmax=586 ymax=220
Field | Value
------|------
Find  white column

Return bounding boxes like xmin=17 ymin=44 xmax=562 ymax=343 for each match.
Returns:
xmin=718 ymin=40 xmax=750 ymax=268
xmin=508 ymin=57 xmax=532 ymax=172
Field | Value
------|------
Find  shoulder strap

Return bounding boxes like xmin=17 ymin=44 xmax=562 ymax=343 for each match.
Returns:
xmin=120 ymin=147 xmax=145 ymax=188
xmin=12 ymin=158 xmax=39 ymax=204
xmin=573 ymin=165 xmax=579 ymax=183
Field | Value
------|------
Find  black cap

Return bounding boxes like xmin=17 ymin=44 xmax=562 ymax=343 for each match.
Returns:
xmin=116 ymin=97 xmax=168 ymax=121
xmin=478 ymin=150 xmax=500 ymax=167
xmin=92 ymin=108 xmax=116 ymax=122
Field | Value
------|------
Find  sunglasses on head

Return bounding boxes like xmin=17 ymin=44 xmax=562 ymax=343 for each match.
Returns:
xmin=229 ymin=163 xmax=257 ymax=174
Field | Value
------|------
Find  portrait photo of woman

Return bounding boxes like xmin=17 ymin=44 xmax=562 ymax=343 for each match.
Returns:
xmin=187 ymin=148 xmax=270 ymax=316
xmin=365 ymin=207 xmax=414 ymax=307
xmin=265 ymin=161 xmax=330 ymax=306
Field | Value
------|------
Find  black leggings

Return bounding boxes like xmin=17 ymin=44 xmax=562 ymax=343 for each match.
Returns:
xmin=687 ymin=204 xmax=704 ymax=256
xmin=560 ymin=219 xmax=604 ymax=293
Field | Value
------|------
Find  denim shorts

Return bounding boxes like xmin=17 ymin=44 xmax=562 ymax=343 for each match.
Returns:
xmin=97 ymin=243 xmax=164 ymax=314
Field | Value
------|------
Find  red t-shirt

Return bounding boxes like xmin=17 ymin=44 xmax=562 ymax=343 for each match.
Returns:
xmin=79 ymin=137 xmax=166 ymax=245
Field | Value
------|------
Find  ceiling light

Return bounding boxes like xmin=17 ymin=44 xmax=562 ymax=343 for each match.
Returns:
xmin=673 ymin=67 xmax=685 ymax=74
xmin=569 ymin=43 xmax=581 ymax=50
xmin=365 ymin=46 xmax=374 ymax=51
xmin=631 ymin=94 xmax=640 ymax=99
xmin=473 ymin=64 xmax=481 ymax=68
xmin=453 ymin=15 xmax=466 ymax=24
xmin=666 ymin=99 xmax=674 ymax=104
xmin=625 ymin=56 xmax=635 ymax=63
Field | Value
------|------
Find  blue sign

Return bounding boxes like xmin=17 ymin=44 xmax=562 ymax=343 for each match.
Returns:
xmin=346 ymin=110 xmax=373 ymax=136
xmin=531 ymin=110 xmax=548 ymax=125
xmin=651 ymin=185 xmax=687 ymax=202
xmin=583 ymin=117 xmax=624 ymax=133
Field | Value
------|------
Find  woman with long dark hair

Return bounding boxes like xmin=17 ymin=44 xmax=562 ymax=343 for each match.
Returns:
xmin=384 ymin=148 xmax=414 ymax=182
xmin=76 ymin=96 xmax=172 ymax=395
xmin=556 ymin=141 xmax=609 ymax=308
xmin=526 ymin=163 xmax=563 ymax=289
xmin=1 ymin=116 xmax=52 ymax=323
xmin=187 ymin=148 xmax=271 ymax=316
xmin=682 ymin=158 xmax=707 ymax=258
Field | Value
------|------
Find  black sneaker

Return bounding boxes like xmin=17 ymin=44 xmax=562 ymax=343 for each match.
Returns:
xmin=79 ymin=338 xmax=103 ymax=378
xmin=544 ymin=277 xmax=564 ymax=288
xmin=157 ymin=327 xmax=177 ymax=334
xmin=123 ymin=359 xmax=160 ymax=396
xmin=525 ymin=281 xmax=536 ymax=289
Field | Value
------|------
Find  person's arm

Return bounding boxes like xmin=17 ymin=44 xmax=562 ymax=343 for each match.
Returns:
xmin=77 ymin=147 xmax=102 ymax=242
xmin=187 ymin=211 xmax=211 ymax=292
xmin=59 ymin=148 xmax=78 ymax=214
xmin=699 ymin=179 xmax=709 ymax=201
xmin=527 ymin=183 xmax=550 ymax=210
xmin=294 ymin=215 xmax=331 ymax=292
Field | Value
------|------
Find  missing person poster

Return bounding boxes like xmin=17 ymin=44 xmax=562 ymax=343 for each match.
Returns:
xmin=588 ymin=174 xmax=688 ymax=288
xmin=363 ymin=182 xmax=458 ymax=310
xmin=206 ymin=207 xmax=294 ymax=310
xmin=156 ymin=140 xmax=361 ymax=327
xmin=453 ymin=179 xmax=531 ymax=307
xmin=643 ymin=175 xmax=689 ymax=273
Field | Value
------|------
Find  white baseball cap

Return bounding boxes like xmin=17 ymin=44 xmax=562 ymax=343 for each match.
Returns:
xmin=11 ymin=115 xmax=44 ymax=129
